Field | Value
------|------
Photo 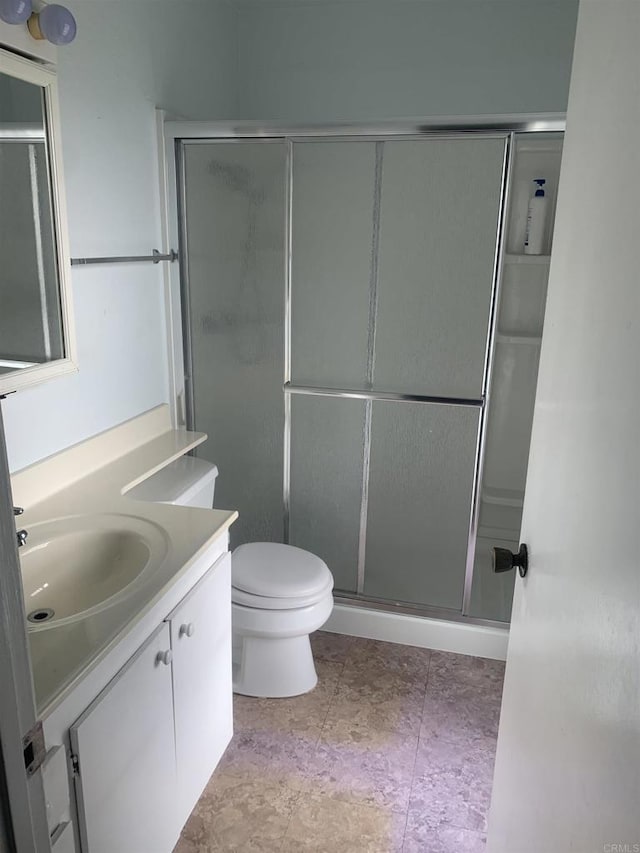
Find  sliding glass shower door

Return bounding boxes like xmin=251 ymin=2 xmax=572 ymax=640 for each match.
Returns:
xmin=178 ymin=132 xmax=507 ymax=617
xmin=288 ymin=137 xmax=506 ymax=610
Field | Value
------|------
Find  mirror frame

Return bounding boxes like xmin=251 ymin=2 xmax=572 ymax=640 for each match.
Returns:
xmin=0 ymin=46 xmax=77 ymax=396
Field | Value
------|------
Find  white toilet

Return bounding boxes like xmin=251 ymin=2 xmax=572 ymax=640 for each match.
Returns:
xmin=232 ymin=541 xmax=333 ymax=697
xmin=130 ymin=456 xmax=334 ymax=698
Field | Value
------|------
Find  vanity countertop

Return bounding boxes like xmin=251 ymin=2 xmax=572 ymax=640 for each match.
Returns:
xmin=11 ymin=405 xmax=238 ymax=715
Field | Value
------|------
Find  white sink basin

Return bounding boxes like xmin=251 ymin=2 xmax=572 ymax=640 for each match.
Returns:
xmin=21 ymin=513 xmax=169 ymax=629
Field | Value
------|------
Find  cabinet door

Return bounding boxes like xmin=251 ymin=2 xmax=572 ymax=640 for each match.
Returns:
xmin=168 ymin=553 xmax=233 ymax=827
xmin=70 ymin=624 xmax=177 ymax=853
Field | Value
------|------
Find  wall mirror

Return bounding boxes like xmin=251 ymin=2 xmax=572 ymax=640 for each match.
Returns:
xmin=0 ymin=46 xmax=76 ymax=395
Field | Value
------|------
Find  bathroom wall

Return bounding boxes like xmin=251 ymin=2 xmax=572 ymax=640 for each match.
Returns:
xmin=2 ymin=0 xmax=237 ymax=472
xmin=234 ymin=0 xmax=579 ymax=122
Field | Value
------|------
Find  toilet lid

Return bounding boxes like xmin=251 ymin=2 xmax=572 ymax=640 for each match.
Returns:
xmin=232 ymin=543 xmax=333 ymax=599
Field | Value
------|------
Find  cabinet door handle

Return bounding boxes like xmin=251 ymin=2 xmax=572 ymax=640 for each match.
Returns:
xmin=179 ymin=623 xmax=195 ymax=639
xmin=156 ymin=649 xmax=172 ymax=666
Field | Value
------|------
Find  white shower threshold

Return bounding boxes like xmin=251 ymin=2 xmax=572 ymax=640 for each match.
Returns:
xmin=324 ymin=603 xmax=509 ymax=661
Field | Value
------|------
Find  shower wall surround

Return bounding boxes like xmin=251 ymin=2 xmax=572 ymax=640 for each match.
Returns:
xmin=177 ymin=128 xmax=563 ymax=625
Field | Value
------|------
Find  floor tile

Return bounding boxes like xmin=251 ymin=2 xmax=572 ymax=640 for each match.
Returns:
xmin=406 ymin=789 xmax=489 ymax=835
xmin=234 ymin=660 xmax=342 ymax=734
xmin=347 ymin=638 xmax=432 ymax=677
xmin=310 ymin=630 xmax=354 ymax=664
xmin=330 ymin=685 xmax=425 ymax=738
xmin=176 ymin=773 xmax=299 ymax=852
xmin=282 ymin=792 xmax=405 ymax=852
xmin=338 ymin=659 xmax=428 ymax=699
xmin=324 ymin=692 xmax=423 ymax=739
xmin=415 ymin=735 xmax=496 ymax=799
xmin=342 ymin=655 xmax=429 ymax=692
xmin=308 ymin=718 xmax=418 ymax=812
xmin=428 ymin=652 xmax=505 ymax=692
xmin=175 ymin=831 xmax=284 ymax=852
xmin=409 ymin=736 xmax=496 ymax=833
xmin=421 ymin=691 xmax=502 ymax=745
xmin=218 ymin=727 xmax=321 ymax=789
xmin=402 ymin=820 xmax=487 ymax=853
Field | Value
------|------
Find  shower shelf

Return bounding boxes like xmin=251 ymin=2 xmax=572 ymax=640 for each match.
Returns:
xmin=504 ymin=253 xmax=551 ymax=265
xmin=496 ymin=332 xmax=542 ymax=346
xmin=482 ymin=487 xmax=524 ymax=508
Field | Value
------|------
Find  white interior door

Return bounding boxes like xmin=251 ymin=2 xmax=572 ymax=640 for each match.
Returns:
xmin=488 ymin=3 xmax=640 ymax=851
xmin=0 ymin=406 xmax=50 ymax=852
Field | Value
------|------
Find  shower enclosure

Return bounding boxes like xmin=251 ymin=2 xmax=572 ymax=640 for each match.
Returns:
xmin=171 ymin=122 xmax=563 ymax=626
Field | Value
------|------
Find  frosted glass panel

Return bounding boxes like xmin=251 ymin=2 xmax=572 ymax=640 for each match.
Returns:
xmin=289 ymin=395 xmax=366 ymax=593
xmin=291 ymin=142 xmax=376 ymax=389
xmin=373 ymin=138 xmax=506 ymax=398
xmin=364 ymin=401 xmax=480 ymax=610
xmin=183 ymin=142 xmax=287 ymax=547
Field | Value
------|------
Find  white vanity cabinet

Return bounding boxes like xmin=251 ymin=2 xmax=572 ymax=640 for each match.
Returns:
xmin=68 ymin=552 xmax=233 ymax=853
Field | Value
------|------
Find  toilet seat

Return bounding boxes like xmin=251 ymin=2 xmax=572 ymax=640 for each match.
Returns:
xmin=232 ymin=543 xmax=333 ymax=607
xmin=232 ymin=576 xmax=334 ymax=610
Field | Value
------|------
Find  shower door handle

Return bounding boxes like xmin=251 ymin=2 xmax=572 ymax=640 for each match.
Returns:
xmin=492 ymin=544 xmax=528 ymax=578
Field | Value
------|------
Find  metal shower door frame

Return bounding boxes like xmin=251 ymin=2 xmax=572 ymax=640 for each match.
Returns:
xmin=166 ymin=116 xmax=565 ymax=628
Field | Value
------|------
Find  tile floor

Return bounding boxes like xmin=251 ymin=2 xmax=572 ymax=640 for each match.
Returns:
xmin=175 ymin=632 xmax=505 ymax=853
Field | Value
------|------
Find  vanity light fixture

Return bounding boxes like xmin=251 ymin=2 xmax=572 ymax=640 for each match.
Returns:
xmin=27 ymin=2 xmax=76 ymax=45
xmin=0 ymin=0 xmax=32 ymax=25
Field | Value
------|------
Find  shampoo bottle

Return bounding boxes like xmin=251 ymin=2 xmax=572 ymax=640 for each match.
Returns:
xmin=524 ymin=178 xmax=548 ymax=255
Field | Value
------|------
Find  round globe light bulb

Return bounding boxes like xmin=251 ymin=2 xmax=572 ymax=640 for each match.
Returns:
xmin=37 ymin=3 xmax=76 ymax=45
xmin=0 ymin=0 xmax=32 ymax=24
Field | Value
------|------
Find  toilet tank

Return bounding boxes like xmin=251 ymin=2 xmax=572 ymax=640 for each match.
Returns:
xmin=128 ymin=457 xmax=218 ymax=508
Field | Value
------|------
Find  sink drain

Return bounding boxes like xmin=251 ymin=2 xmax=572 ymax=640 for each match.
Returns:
xmin=27 ymin=608 xmax=55 ymax=624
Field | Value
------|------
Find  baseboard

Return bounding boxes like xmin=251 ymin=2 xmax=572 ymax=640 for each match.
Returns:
xmin=323 ymin=603 xmax=509 ymax=661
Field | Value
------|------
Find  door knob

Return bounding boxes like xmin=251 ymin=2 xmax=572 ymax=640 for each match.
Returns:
xmin=492 ymin=543 xmax=528 ymax=577
xmin=156 ymin=649 xmax=172 ymax=666
xmin=179 ymin=623 xmax=195 ymax=639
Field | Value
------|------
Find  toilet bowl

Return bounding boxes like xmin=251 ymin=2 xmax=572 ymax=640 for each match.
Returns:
xmin=129 ymin=456 xmax=334 ymax=698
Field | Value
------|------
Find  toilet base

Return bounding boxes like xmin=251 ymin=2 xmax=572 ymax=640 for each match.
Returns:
xmin=233 ymin=634 xmax=318 ymax=698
